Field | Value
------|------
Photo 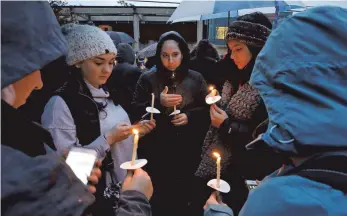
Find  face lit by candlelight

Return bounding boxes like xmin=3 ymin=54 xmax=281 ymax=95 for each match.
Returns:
xmin=213 ymin=152 xmax=221 ymax=159
xmin=133 ymin=129 xmax=139 ymax=135
xmin=209 ymin=86 xmax=214 ymax=91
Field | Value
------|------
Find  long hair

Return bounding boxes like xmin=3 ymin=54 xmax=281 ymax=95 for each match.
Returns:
xmin=69 ymin=66 xmax=111 ymax=115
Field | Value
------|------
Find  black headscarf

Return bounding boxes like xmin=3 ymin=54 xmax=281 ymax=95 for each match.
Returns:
xmin=155 ymin=31 xmax=190 ymax=82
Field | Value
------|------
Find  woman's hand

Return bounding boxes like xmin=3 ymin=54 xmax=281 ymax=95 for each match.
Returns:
xmin=62 ymin=151 xmax=102 ymax=194
xmin=160 ymin=86 xmax=182 ymax=108
xmin=133 ymin=120 xmax=156 ymax=137
xmin=171 ymin=113 xmax=188 ymax=126
xmin=122 ymin=169 xmax=153 ymax=200
xmin=203 ymin=192 xmax=228 ymax=210
xmin=105 ymin=123 xmax=132 ymax=144
xmin=210 ymin=104 xmax=228 ymax=128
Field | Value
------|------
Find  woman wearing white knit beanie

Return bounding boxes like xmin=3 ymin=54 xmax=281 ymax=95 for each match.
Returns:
xmin=41 ymin=24 xmax=156 ymax=216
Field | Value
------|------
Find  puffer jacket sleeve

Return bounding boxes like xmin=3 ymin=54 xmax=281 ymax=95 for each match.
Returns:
xmin=115 ymin=190 xmax=151 ymax=216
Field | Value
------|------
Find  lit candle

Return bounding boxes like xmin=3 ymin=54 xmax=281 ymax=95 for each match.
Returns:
xmin=150 ymin=93 xmax=155 ymax=120
xmin=131 ymin=129 xmax=139 ymax=165
xmin=209 ymin=86 xmax=217 ymax=97
xmin=213 ymin=152 xmax=221 ymax=188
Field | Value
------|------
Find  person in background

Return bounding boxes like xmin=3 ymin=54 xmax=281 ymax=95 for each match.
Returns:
xmin=132 ymin=31 xmax=210 ymax=216
xmin=190 ymin=39 xmax=221 ymax=88
xmin=41 ymin=24 xmax=155 ymax=216
xmin=145 ymin=56 xmax=156 ymax=70
xmin=195 ymin=12 xmax=283 ymax=215
xmin=204 ymin=6 xmax=347 ymax=216
xmin=106 ymin=43 xmax=142 ymax=118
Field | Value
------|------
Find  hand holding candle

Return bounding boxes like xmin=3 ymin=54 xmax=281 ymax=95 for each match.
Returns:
xmin=160 ymin=86 xmax=182 ymax=108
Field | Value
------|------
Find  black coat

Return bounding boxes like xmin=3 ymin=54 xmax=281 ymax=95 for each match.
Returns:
xmin=133 ymin=69 xmax=210 ymax=175
xmin=189 ymin=39 xmax=221 ymax=89
xmin=107 ymin=43 xmax=142 ymax=119
xmin=2 ymin=100 xmax=54 ymax=157
xmin=133 ymin=31 xmax=211 ymax=216
xmin=190 ymin=56 xmax=218 ymax=87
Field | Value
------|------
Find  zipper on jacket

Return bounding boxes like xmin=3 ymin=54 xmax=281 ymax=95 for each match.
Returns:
xmin=78 ymin=92 xmax=100 ymax=114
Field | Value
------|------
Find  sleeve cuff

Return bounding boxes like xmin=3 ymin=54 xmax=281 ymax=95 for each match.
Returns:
xmin=218 ymin=118 xmax=230 ymax=135
xmin=122 ymin=190 xmax=150 ymax=202
xmin=204 ymin=204 xmax=234 ymax=216
xmin=93 ymin=135 xmax=110 ymax=160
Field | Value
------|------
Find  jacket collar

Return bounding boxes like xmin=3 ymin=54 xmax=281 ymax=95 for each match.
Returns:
xmin=1 ymin=100 xmax=54 ymax=157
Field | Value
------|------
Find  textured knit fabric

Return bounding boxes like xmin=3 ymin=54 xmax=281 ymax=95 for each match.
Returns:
xmin=226 ymin=20 xmax=271 ymax=47
xmin=61 ymin=24 xmax=117 ymax=65
xmin=196 ymin=81 xmax=261 ymax=178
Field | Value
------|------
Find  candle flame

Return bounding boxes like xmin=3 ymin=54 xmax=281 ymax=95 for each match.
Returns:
xmin=213 ymin=152 xmax=221 ymax=159
xmin=133 ymin=129 xmax=139 ymax=135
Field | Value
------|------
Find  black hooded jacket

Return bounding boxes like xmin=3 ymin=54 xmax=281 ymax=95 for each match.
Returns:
xmin=132 ymin=31 xmax=210 ymax=174
xmin=190 ymin=39 xmax=220 ymax=88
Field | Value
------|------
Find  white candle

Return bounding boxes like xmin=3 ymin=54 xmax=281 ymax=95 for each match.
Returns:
xmin=150 ymin=93 xmax=155 ymax=120
xmin=131 ymin=129 xmax=139 ymax=165
xmin=214 ymin=152 xmax=221 ymax=188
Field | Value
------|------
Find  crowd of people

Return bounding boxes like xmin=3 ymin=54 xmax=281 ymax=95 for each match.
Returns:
xmin=1 ymin=1 xmax=347 ymax=216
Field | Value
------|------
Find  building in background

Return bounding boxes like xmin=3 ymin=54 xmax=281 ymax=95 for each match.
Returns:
xmin=56 ymin=4 xmax=293 ymax=54
xmin=58 ymin=5 xmax=199 ymax=51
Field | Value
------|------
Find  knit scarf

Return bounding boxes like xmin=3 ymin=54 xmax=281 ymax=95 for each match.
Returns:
xmin=195 ymin=61 xmax=262 ymax=179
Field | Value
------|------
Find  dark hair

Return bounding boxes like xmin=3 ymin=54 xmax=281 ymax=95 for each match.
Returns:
xmin=194 ymin=39 xmax=220 ymax=61
xmin=247 ymin=46 xmax=263 ymax=59
xmin=145 ymin=56 xmax=156 ymax=69
xmin=70 ymin=66 xmax=109 ymax=117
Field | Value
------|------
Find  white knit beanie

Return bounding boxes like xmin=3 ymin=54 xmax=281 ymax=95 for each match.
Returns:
xmin=61 ymin=24 xmax=117 ymax=65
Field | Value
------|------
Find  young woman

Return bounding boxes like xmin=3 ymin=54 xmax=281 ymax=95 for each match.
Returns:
xmin=41 ymin=24 xmax=155 ymax=216
xmin=196 ymin=12 xmax=283 ymax=215
xmin=132 ymin=31 xmax=210 ymax=216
